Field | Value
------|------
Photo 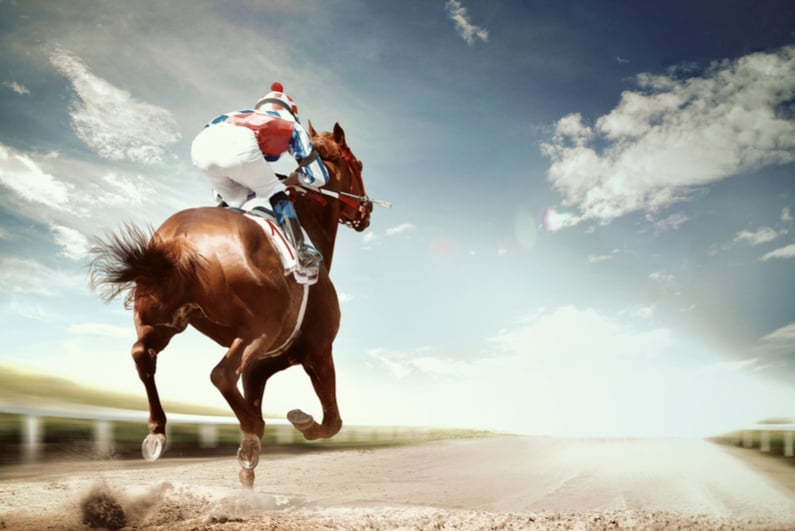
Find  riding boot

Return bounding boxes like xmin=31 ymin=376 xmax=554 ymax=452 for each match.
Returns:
xmin=271 ymin=195 xmax=323 ymax=269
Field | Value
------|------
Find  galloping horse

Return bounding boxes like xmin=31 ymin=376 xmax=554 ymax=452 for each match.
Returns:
xmin=89 ymin=122 xmax=372 ymax=486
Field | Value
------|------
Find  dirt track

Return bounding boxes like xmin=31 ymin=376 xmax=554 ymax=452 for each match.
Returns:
xmin=1 ymin=436 xmax=794 ymax=530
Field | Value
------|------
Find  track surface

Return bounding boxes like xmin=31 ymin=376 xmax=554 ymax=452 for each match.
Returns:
xmin=1 ymin=436 xmax=794 ymax=529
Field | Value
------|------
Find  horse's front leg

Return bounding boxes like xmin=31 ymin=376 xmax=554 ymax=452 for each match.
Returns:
xmin=210 ymin=337 xmax=267 ymax=487
xmin=288 ymin=346 xmax=343 ymax=441
xmin=131 ymin=323 xmax=175 ymax=462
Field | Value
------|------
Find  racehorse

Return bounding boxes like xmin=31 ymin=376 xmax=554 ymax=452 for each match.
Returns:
xmin=88 ymin=122 xmax=372 ymax=487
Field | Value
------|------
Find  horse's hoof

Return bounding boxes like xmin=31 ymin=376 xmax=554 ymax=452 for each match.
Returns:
xmin=239 ymin=468 xmax=255 ymax=487
xmin=287 ymin=409 xmax=314 ymax=430
xmin=237 ymin=435 xmax=261 ymax=470
xmin=142 ymin=433 xmax=166 ymax=462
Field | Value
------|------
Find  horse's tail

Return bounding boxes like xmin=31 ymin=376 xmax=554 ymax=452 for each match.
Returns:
xmin=88 ymin=223 xmax=204 ymax=307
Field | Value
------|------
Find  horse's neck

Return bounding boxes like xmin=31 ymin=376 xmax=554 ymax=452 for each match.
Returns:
xmin=298 ymin=200 xmax=340 ymax=270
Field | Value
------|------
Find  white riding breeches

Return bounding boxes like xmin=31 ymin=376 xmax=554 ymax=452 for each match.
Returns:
xmin=191 ymin=122 xmax=285 ymax=208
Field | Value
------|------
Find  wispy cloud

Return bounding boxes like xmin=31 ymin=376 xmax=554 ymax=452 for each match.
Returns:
xmin=445 ymin=0 xmax=488 ymax=46
xmin=385 ymin=223 xmax=416 ymax=236
xmin=1 ymin=81 xmax=30 ymax=95
xmin=2 ymin=300 xmax=49 ymax=321
xmin=50 ymin=224 xmax=90 ymax=260
xmin=0 ymin=144 xmax=73 ymax=211
xmin=542 ymin=46 xmax=795 ymax=226
xmin=587 ymin=249 xmax=622 ymax=263
xmin=49 ymin=48 xmax=180 ymax=164
xmin=0 ymin=257 xmax=74 ymax=296
xmin=759 ymin=243 xmax=795 ymax=261
xmin=734 ymin=227 xmax=778 ymax=246
xmin=338 ymin=291 xmax=354 ymax=303
xmin=367 ymin=347 xmax=467 ymax=380
xmin=68 ymin=322 xmax=132 ymax=338
xmin=756 ymin=322 xmax=795 ymax=355
xmin=648 ymin=211 xmax=688 ymax=234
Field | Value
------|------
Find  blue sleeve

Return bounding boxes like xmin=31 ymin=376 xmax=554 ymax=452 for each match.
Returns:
xmin=289 ymin=125 xmax=329 ymax=187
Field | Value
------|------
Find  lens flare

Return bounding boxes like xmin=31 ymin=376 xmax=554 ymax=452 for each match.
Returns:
xmin=540 ymin=208 xmax=576 ymax=232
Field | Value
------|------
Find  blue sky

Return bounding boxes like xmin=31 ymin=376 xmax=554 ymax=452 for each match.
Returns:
xmin=1 ymin=1 xmax=794 ymax=437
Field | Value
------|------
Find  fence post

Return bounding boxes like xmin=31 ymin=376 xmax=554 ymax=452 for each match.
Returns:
xmin=786 ymin=431 xmax=794 ymax=457
xmin=94 ymin=420 xmax=113 ymax=456
xmin=22 ymin=415 xmax=42 ymax=463
xmin=742 ymin=430 xmax=753 ymax=448
xmin=199 ymin=424 xmax=218 ymax=448
xmin=760 ymin=431 xmax=771 ymax=453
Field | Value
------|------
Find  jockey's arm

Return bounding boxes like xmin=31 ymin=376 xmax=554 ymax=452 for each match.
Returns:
xmin=290 ymin=124 xmax=329 ymax=188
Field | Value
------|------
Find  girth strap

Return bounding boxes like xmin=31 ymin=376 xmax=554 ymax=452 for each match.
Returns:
xmin=261 ymin=283 xmax=309 ymax=358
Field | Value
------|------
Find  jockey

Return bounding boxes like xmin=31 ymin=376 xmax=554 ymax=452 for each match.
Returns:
xmin=191 ymin=82 xmax=328 ymax=269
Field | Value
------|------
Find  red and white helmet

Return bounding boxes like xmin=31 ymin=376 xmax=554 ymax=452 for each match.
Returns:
xmin=255 ymin=82 xmax=298 ymax=118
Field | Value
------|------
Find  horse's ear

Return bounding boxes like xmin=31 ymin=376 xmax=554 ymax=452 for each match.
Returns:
xmin=333 ymin=122 xmax=347 ymax=146
xmin=307 ymin=120 xmax=318 ymax=138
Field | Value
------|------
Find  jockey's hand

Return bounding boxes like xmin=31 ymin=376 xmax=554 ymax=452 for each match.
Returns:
xmin=286 ymin=171 xmax=321 ymax=190
xmin=283 ymin=172 xmax=303 ymax=187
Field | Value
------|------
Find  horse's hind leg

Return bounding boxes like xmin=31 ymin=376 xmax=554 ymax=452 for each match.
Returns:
xmin=289 ymin=346 xmax=343 ymax=441
xmin=131 ymin=323 xmax=177 ymax=461
xmin=210 ymin=337 xmax=270 ymax=487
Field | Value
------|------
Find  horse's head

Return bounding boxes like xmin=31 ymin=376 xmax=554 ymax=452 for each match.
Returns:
xmin=308 ymin=121 xmax=372 ymax=232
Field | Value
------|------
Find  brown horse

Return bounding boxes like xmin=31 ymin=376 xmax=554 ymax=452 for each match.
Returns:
xmin=88 ymin=122 xmax=372 ymax=486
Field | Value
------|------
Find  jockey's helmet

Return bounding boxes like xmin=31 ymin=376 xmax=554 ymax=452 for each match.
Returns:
xmin=255 ymin=82 xmax=299 ymax=118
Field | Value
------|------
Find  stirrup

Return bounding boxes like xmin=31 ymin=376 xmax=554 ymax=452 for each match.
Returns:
xmin=298 ymin=244 xmax=323 ymax=268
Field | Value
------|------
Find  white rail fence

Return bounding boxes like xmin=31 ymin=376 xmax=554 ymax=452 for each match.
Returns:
xmin=0 ymin=403 xmax=431 ymax=463
xmin=732 ymin=423 xmax=795 ymax=458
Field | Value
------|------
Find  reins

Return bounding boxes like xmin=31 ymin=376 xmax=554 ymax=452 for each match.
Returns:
xmin=279 ymin=143 xmax=388 ymax=230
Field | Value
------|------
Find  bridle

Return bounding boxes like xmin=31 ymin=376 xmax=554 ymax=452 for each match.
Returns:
xmin=335 ymin=144 xmax=372 ymax=230
xmin=290 ymin=143 xmax=372 ymax=231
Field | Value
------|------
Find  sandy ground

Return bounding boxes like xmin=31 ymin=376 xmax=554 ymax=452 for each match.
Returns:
xmin=1 ymin=436 xmax=794 ymax=530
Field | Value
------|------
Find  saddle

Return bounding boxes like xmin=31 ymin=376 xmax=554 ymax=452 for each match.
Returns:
xmin=219 ymin=204 xmax=319 ymax=285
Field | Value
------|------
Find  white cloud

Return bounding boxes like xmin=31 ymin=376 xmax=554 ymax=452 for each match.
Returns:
xmin=385 ymin=223 xmax=416 ymax=236
xmin=0 ymin=144 xmax=73 ymax=211
xmin=759 ymin=243 xmax=795 ymax=261
xmin=49 ymin=48 xmax=180 ymax=164
xmin=97 ymin=173 xmax=145 ymax=206
xmin=649 ymin=211 xmax=688 ymax=233
xmin=444 ymin=0 xmax=488 ymax=46
xmin=367 ymin=347 xmax=469 ymax=380
xmin=367 ymin=348 xmax=413 ymax=379
xmin=68 ymin=322 xmax=133 ymax=338
xmin=50 ymin=224 xmax=90 ymax=260
xmin=2 ymin=300 xmax=49 ymax=321
xmin=734 ymin=227 xmax=778 ymax=246
xmin=588 ymin=253 xmax=614 ymax=264
xmin=362 ymin=232 xmax=378 ymax=247
xmin=756 ymin=322 xmax=795 ymax=355
xmin=542 ymin=46 xmax=795 ymax=225
xmin=1 ymin=81 xmax=30 ymax=95
xmin=782 ymin=208 xmax=793 ymax=222
xmin=649 ymin=271 xmax=675 ymax=284
xmin=338 ymin=291 xmax=354 ymax=303
xmin=0 ymin=257 xmax=73 ymax=296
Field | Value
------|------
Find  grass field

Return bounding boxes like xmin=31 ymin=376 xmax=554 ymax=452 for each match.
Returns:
xmin=0 ymin=362 xmax=495 ymax=465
